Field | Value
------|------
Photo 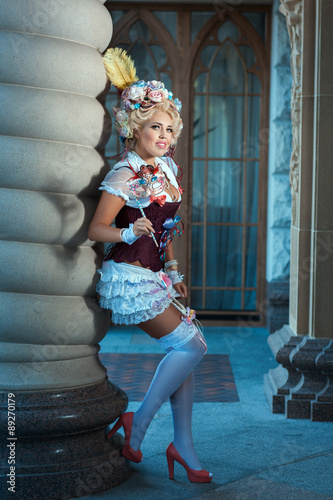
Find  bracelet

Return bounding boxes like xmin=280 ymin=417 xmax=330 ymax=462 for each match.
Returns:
xmin=165 ymin=259 xmax=178 ymax=270
xmin=120 ymin=224 xmax=140 ymax=245
xmin=167 ymin=265 xmax=178 ymax=272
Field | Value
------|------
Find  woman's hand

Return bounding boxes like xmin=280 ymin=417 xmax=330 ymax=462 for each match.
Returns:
xmin=173 ymin=282 xmax=187 ymax=298
xmin=133 ymin=217 xmax=155 ymax=237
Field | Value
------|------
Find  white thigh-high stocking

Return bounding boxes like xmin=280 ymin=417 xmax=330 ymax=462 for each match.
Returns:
xmin=130 ymin=322 xmax=207 ymax=453
xmin=169 ymin=371 xmax=202 ymax=470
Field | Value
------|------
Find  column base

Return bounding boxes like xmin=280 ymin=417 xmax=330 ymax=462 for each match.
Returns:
xmin=0 ymin=380 xmax=131 ymax=499
xmin=265 ymin=280 xmax=289 ymax=333
xmin=312 ymin=402 xmax=333 ymax=422
xmin=263 ymin=365 xmax=289 ymax=414
xmin=264 ymin=325 xmax=333 ymax=421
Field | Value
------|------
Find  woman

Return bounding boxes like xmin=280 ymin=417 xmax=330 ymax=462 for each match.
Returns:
xmin=88 ymin=48 xmax=212 ymax=483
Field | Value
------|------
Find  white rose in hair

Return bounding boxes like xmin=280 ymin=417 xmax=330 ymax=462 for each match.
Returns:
xmin=116 ymin=110 xmax=127 ymax=123
xmin=162 ymin=89 xmax=169 ymax=99
xmin=149 ymin=80 xmax=165 ymax=89
xmin=128 ymin=86 xmax=144 ymax=101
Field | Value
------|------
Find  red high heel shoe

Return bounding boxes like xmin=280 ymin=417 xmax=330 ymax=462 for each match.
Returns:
xmin=106 ymin=412 xmax=143 ymax=463
xmin=166 ymin=442 xmax=213 ymax=483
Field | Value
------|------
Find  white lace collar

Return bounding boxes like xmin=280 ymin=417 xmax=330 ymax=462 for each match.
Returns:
xmin=126 ymin=151 xmax=169 ymax=173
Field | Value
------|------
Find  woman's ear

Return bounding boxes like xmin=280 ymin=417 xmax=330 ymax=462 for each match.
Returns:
xmin=133 ymin=129 xmax=140 ymax=139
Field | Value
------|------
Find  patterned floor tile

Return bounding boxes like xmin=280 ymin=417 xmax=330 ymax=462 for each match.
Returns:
xmin=99 ymin=353 xmax=239 ymax=402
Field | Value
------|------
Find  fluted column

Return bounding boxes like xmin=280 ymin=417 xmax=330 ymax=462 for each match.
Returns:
xmin=0 ymin=1 xmax=130 ymax=498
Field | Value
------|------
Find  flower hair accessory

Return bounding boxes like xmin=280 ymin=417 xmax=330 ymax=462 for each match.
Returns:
xmin=113 ymin=107 xmax=133 ymax=140
xmin=120 ymin=79 xmax=182 ymax=113
xmin=102 ymin=48 xmax=182 ymax=141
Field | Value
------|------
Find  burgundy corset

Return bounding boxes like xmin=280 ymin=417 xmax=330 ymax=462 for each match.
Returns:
xmin=105 ymin=201 xmax=181 ymax=272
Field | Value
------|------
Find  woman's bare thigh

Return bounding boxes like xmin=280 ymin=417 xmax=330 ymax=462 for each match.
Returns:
xmin=138 ymin=304 xmax=183 ymax=338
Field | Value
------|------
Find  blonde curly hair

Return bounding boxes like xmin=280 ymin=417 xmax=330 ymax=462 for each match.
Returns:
xmin=125 ymin=100 xmax=183 ymax=151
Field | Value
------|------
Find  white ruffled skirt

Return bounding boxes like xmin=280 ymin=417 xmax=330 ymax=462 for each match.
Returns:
xmin=96 ymin=260 xmax=178 ymax=325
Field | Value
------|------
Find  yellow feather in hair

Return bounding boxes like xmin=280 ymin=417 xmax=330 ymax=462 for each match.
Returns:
xmin=103 ymin=48 xmax=138 ymax=91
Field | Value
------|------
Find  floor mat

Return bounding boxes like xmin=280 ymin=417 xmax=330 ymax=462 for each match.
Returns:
xmin=99 ymin=353 xmax=239 ymax=402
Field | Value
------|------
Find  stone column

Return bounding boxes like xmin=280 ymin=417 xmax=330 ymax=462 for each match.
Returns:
xmin=266 ymin=0 xmax=292 ymax=333
xmin=0 ymin=1 xmax=130 ymax=498
xmin=264 ymin=0 xmax=333 ymax=421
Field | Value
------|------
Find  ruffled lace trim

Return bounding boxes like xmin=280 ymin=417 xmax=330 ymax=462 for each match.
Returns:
xmin=96 ymin=260 xmax=179 ymax=324
xmin=97 ymin=275 xmax=178 ymax=324
xmin=155 ymin=322 xmax=197 ymax=349
xmin=99 ymin=289 xmax=177 ymax=315
xmin=96 ymin=279 xmax=158 ymax=299
xmin=97 ymin=268 xmax=157 ymax=284
xmin=97 ymin=276 xmax=177 ymax=308
xmin=99 ymin=184 xmax=129 ymax=202
xmin=105 ymin=291 xmax=177 ymax=325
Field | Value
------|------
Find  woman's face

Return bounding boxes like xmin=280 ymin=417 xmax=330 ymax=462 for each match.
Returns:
xmin=134 ymin=111 xmax=174 ymax=164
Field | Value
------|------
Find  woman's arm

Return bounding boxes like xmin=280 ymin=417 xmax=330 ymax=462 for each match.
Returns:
xmin=88 ymin=192 xmax=125 ymax=243
xmin=88 ymin=191 xmax=155 ymax=243
xmin=164 ymin=242 xmax=187 ymax=298
xmin=164 ymin=241 xmax=175 ymax=264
